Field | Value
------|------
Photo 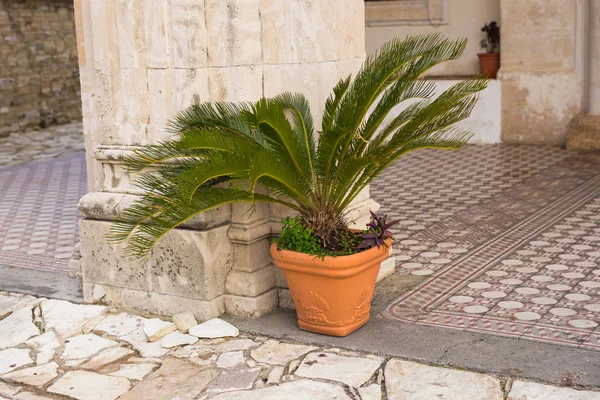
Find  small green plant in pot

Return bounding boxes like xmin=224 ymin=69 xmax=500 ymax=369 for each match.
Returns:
xmin=478 ymin=21 xmax=500 ymax=78
xmin=109 ymin=33 xmax=487 ymax=336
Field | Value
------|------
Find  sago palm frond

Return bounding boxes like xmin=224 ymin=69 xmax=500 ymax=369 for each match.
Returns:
xmin=109 ymin=33 xmax=488 ymax=257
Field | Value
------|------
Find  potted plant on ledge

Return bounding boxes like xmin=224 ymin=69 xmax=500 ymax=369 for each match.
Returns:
xmin=109 ymin=33 xmax=487 ymax=337
xmin=479 ymin=21 xmax=500 ymax=78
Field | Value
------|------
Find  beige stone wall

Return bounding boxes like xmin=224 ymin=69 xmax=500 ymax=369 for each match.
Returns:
xmin=589 ymin=0 xmax=600 ymax=115
xmin=500 ymin=0 xmax=587 ymax=145
xmin=0 ymin=0 xmax=81 ymax=136
xmin=365 ymin=0 xmax=500 ymax=76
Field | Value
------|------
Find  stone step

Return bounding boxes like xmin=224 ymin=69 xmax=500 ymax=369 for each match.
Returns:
xmin=567 ymin=115 xmax=600 ymax=152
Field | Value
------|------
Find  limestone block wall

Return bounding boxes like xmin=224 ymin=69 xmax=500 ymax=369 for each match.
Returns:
xmin=74 ymin=0 xmax=377 ymax=320
xmin=500 ymin=0 xmax=588 ymax=145
xmin=0 ymin=0 xmax=81 ymax=136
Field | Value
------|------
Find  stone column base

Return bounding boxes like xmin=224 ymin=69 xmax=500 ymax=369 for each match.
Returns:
xmin=224 ymin=289 xmax=279 ymax=318
xmin=567 ymin=115 xmax=600 ymax=152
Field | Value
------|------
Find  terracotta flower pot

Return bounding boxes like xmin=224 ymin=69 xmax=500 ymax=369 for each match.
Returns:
xmin=271 ymin=238 xmax=392 ymax=337
xmin=478 ymin=52 xmax=500 ymax=79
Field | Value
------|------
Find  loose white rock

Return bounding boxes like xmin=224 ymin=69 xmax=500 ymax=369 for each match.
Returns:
xmin=173 ymin=312 xmax=197 ymax=333
xmin=250 ymin=340 xmax=317 ymax=366
xmin=359 ymin=384 xmax=383 ymax=400
xmin=209 ymin=380 xmax=352 ymax=400
xmin=60 ymin=334 xmax=119 ymax=360
xmin=216 ymin=351 xmax=246 ymax=369
xmin=385 ymin=359 xmax=503 ymax=400
xmin=189 ymin=318 xmax=239 ymax=339
xmin=159 ymin=331 xmax=198 ymax=349
xmin=41 ymin=300 xmax=106 ymax=338
xmin=2 ymin=362 xmax=59 ymax=387
xmin=25 ymin=332 xmax=61 ymax=365
xmin=0 ymin=307 xmax=39 ymax=349
xmin=48 ymin=371 xmax=131 ymax=400
xmin=266 ymin=366 xmax=285 ymax=384
xmin=0 ymin=348 xmax=33 ymax=374
xmin=508 ymin=380 xmax=600 ymax=400
xmin=143 ymin=318 xmax=177 ymax=342
xmin=81 ymin=346 xmax=135 ymax=370
xmin=295 ymin=352 xmax=383 ymax=388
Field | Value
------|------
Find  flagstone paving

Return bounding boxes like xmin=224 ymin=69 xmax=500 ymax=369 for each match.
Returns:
xmin=0 ymin=292 xmax=598 ymax=400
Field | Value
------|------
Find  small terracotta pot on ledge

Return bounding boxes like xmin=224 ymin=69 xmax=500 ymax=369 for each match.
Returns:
xmin=478 ymin=52 xmax=500 ymax=79
xmin=271 ymin=238 xmax=392 ymax=337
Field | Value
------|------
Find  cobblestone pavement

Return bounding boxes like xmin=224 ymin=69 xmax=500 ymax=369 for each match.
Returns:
xmin=0 ymin=123 xmax=84 ymax=168
xmin=372 ymin=145 xmax=600 ymax=350
xmin=0 ymin=292 xmax=597 ymax=400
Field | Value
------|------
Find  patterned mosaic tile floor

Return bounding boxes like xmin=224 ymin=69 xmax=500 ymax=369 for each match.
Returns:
xmin=372 ymin=144 xmax=600 ymax=350
xmin=0 ymin=153 xmax=87 ymax=273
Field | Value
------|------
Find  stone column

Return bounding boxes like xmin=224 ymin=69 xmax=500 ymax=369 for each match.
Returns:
xmin=500 ymin=0 xmax=588 ymax=145
xmin=73 ymin=0 xmax=375 ymax=320
xmin=567 ymin=0 xmax=600 ymax=151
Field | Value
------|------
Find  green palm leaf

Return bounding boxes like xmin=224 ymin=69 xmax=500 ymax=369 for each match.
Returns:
xmin=109 ymin=33 xmax=488 ymax=257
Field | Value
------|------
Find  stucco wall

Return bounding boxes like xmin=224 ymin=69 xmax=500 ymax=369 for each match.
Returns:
xmin=365 ymin=0 xmax=500 ymax=76
xmin=0 ymin=0 xmax=81 ymax=136
xmin=500 ymin=0 xmax=587 ymax=145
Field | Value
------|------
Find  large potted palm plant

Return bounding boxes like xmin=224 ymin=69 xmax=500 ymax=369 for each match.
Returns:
xmin=109 ymin=33 xmax=487 ymax=337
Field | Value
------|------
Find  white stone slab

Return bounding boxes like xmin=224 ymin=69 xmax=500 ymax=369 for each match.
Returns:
xmin=173 ymin=312 xmax=197 ymax=333
xmin=189 ymin=318 xmax=239 ymax=339
xmin=266 ymin=366 xmax=284 ymax=384
xmin=14 ymin=392 xmax=56 ymax=400
xmin=250 ymin=340 xmax=317 ymax=366
xmin=0 ymin=348 xmax=33 ymax=374
xmin=216 ymin=351 xmax=246 ymax=369
xmin=209 ymin=379 xmax=352 ymax=399
xmin=143 ymin=318 xmax=176 ymax=342
xmin=48 ymin=371 xmax=131 ymax=400
xmin=94 ymin=313 xmax=169 ymax=358
xmin=41 ymin=300 xmax=106 ymax=338
xmin=25 ymin=332 xmax=61 ymax=365
xmin=359 ymin=384 xmax=383 ymax=400
xmin=385 ymin=359 xmax=503 ymax=400
xmin=508 ymin=380 xmax=600 ymax=400
xmin=109 ymin=363 xmax=156 ymax=381
xmin=0 ymin=307 xmax=39 ymax=349
xmin=2 ymin=362 xmax=58 ymax=387
xmin=81 ymin=346 xmax=135 ymax=370
xmin=0 ymin=381 xmax=21 ymax=398
xmin=295 ymin=352 xmax=382 ymax=388
xmin=0 ymin=294 xmax=41 ymax=319
xmin=94 ymin=313 xmax=141 ymax=338
xmin=60 ymin=334 xmax=119 ymax=360
xmin=159 ymin=331 xmax=198 ymax=349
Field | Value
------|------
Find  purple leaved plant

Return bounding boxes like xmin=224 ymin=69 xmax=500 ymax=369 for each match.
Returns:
xmin=357 ymin=211 xmax=399 ymax=250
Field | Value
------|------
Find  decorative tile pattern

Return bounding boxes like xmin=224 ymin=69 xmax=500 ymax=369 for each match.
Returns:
xmin=0 ymin=153 xmax=87 ymax=273
xmin=374 ymin=145 xmax=600 ymax=350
